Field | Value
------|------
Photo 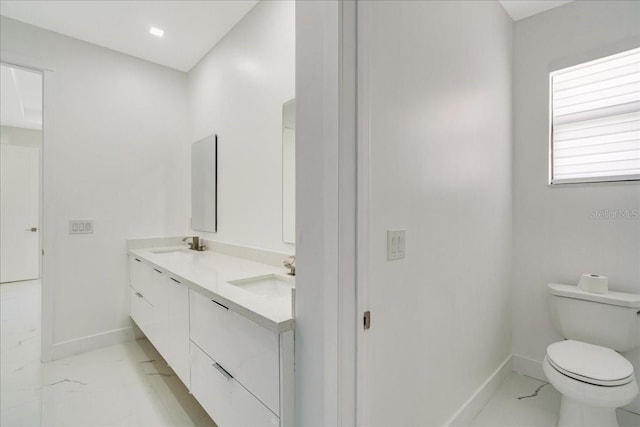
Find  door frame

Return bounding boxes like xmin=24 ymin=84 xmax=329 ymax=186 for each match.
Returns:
xmin=338 ymin=1 xmax=358 ymax=425
xmin=1 ymin=54 xmax=54 ymax=363
xmin=354 ymin=0 xmax=372 ymax=423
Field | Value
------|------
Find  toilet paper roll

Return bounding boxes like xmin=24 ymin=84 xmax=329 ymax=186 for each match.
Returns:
xmin=578 ymin=274 xmax=608 ymax=294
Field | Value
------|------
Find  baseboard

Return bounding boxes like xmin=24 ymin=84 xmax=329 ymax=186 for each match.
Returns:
xmin=512 ymin=354 xmax=546 ymax=381
xmin=51 ymin=326 xmax=134 ymax=361
xmin=446 ymin=355 xmax=513 ymax=427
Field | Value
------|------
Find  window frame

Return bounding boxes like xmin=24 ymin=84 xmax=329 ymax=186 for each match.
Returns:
xmin=548 ymin=47 xmax=640 ymax=185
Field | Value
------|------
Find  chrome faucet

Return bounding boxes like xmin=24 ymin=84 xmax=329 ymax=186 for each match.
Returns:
xmin=182 ymin=236 xmax=205 ymax=251
xmin=283 ymin=255 xmax=295 ymax=276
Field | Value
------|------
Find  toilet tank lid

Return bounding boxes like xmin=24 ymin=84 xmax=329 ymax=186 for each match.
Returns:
xmin=548 ymin=283 xmax=640 ymax=308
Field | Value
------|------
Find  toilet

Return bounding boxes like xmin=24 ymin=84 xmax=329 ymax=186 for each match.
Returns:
xmin=545 ymin=282 xmax=640 ymax=427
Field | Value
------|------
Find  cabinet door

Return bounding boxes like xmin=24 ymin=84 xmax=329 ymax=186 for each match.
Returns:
xmin=130 ymin=287 xmax=153 ymax=338
xmin=151 ymin=269 xmax=170 ymax=357
xmin=190 ymin=342 xmax=279 ymax=427
xmin=129 ymin=256 xmax=153 ymax=298
xmin=190 ymin=290 xmax=280 ymax=415
xmin=168 ymin=277 xmax=190 ymax=388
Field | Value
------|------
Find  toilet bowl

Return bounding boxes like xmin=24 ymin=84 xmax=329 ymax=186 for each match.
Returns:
xmin=543 ymin=340 xmax=638 ymax=427
xmin=545 ymin=283 xmax=640 ymax=427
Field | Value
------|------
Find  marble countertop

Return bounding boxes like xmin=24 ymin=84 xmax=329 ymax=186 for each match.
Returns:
xmin=129 ymin=246 xmax=295 ymax=333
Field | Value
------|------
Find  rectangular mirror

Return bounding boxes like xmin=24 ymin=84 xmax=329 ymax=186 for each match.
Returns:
xmin=282 ymin=99 xmax=295 ymax=243
xmin=191 ymin=134 xmax=217 ymax=232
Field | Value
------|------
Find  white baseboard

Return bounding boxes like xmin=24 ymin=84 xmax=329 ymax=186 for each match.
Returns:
xmin=51 ymin=326 xmax=134 ymax=361
xmin=446 ymin=355 xmax=513 ymax=427
xmin=512 ymin=354 xmax=546 ymax=381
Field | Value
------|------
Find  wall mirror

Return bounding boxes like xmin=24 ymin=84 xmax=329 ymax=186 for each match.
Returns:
xmin=191 ymin=134 xmax=217 ymax=232
xmin=282 ymin=99 xmax=295 ymax=243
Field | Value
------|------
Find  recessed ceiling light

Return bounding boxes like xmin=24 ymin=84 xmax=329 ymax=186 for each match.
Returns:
xmin=149 ymin=27 xmax=164 ymax=38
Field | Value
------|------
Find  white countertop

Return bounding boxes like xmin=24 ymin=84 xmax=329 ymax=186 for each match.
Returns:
xmin=129 ymin=246 xmax=295 ymax=333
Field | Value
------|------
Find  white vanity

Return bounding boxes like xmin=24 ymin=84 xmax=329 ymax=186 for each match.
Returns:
xmin=128 ymin=243 xmax=295 ymax=427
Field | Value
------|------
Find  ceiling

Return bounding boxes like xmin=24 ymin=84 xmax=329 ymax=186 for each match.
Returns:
xmin=0 ymin=0 xmax=258 ymax=72
xmin=1 ymin=64 xmax=42 ymax=130
xmin=0 ymin=1 xmax=574 ymax=73
xmin=499 ymin=0 xmax=574 ymax=21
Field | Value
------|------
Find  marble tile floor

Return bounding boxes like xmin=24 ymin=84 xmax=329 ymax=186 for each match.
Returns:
xmin=4 ymin=280 xmax=640 ymax=427
xmin=468 ymin=371 xmax=640 ymax=427
xmin=1 ymin=279 xmax=216 ymax=427
xmin=1 ymin=279 xmax=42 ymax=427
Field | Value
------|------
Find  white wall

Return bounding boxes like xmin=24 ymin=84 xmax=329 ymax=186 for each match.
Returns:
xmin=357 ymin=1 xmax=513 ymax=425
xmin=1 ymin=16 xmax=190 ymax=358
xmin=512 ymin=0 xmax=640 ymax=381
xmin=188 ymin=0 xmax=295 ymax=254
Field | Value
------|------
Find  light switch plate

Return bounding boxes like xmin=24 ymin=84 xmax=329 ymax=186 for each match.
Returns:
xmin=387 ymin=229 xmax=406 ymax=260
xmin=69 ymin=220 xmax=94 ymax=234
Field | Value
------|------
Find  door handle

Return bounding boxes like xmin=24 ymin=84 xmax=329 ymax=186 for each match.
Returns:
xmin=26 ymin=227 xmax=38 ymax=232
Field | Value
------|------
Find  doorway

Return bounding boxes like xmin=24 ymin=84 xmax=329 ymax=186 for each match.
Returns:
xmin=0 ymin=63 xmax=42 ymax=284
xmin=0 ymin=63 xmax=43 ymax=426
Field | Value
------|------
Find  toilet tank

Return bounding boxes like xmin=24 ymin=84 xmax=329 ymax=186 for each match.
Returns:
xmin=548 ymin=283 xmax=640 ymax=352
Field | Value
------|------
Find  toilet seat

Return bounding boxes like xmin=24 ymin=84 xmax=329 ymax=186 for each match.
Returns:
xmin=547 ymin=340 xmax=634 ymax=386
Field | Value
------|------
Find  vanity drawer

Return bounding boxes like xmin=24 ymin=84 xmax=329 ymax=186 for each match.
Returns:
xmin=190 ymin=290 xmax=280 ymax=414
xmin=129 ymin=256 xmax=153 ymax=299
xmin=190 ymin=342 xmax=279 ymax=427
xmin=130 ymin=286 xmax=153 ymax=338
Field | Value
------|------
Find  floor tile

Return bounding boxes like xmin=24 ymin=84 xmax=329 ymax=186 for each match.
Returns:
xmin=1 ymin=280 xmax=216 ymax=427
xmin=1 ymin=280 xmax=42 ymax=427
xmin=468 ymin=372 xmax=640 ymax=427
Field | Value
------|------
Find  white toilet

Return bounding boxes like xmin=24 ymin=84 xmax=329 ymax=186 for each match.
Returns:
xmin=545 ymin=282 xmax=640 ymax=427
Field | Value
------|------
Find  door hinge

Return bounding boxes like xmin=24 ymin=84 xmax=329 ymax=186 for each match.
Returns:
xmin=363 ymin=310 xmax=371 ymax=330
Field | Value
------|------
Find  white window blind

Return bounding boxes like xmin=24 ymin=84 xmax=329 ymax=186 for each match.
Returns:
xmin=550 ymin=47 xmax=640 ymax=184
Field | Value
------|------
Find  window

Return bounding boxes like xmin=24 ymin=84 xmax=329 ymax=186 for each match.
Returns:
xmin=549 ymin=47 xmax=640 ymax=184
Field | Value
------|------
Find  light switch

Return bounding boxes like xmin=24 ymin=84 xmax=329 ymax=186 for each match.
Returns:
xmin=387 ymin=229 xmax=406 ymax=260
xmin=69 ymin=220 xmax=94 ymax=234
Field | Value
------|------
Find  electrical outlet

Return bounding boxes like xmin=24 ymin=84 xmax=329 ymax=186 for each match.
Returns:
xmin=387 ymin=229 xmax=406 ymax=260
xmin=69 ymin=220 xmax=94 ymax=234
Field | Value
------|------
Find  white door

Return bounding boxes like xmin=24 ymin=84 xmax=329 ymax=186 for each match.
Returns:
xmin=0 ymin=144 xmax=40 ymax=283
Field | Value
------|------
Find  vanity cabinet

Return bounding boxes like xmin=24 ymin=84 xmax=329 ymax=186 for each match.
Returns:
xmin=130 ymin=256 xmax=153 ymax=300
xmin=129 ymin=287 xmax=153 ymax=338
xmin=167 ymin=276 xmax=190 ymax=388
xmin=129 ymin=257 xmax=154 ymax=338
xmin=128 ymin=256 xmax=191 ymax=388
xmin=128 ymin=251 xmax=294 ymax=427
xmin=190 ymin=289 xmax=280 ymax=415
xmin=152 ymin=268 xmax=169 ymax=356
xmin=191 ymin=342 xmax=279 ymax=427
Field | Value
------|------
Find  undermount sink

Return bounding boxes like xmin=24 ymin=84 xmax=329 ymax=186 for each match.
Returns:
xmin=149 ymin=248 xmax=189 ymax=254
xmin=229 ymin=274 xmax=294 ymax=298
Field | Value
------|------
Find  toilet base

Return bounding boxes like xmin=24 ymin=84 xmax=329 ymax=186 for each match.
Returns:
xmin=558 ymin=396 xmax=618 ymax=427
xmin=543 ymin=356 xmax=638 ymax=427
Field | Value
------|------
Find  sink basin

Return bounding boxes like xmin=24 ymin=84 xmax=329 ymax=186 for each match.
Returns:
xmin=229 ymin=274 xmax=294 ymax=298
xmin=150 ymin=248 xmax=188 ymax=254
